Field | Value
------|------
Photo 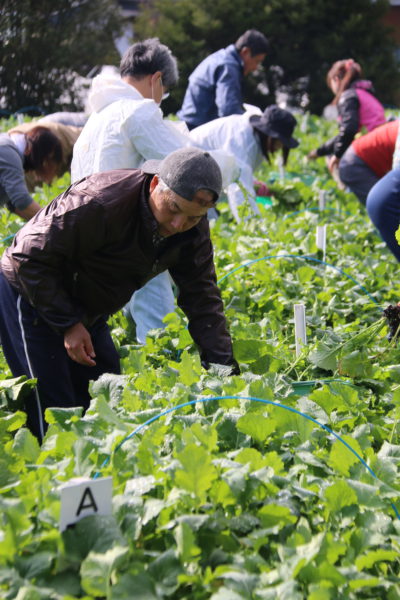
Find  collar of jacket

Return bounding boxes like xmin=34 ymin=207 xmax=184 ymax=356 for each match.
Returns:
xmin=227 ymin=44 xmax=244 ymax=70
xmin=140 ymin=175 xmax=167 ymax=248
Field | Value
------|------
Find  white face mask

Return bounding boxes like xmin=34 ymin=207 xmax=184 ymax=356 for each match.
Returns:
xmin=151 ymin=76 xmax=163 ymax=106
xmin=151 ymin=76 xmax=169 ymax=106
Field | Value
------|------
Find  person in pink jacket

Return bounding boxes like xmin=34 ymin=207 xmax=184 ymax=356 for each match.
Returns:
xmin=308 ymin=59 xmax=386 ymax=175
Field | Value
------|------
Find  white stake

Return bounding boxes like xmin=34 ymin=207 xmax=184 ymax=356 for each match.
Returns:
xmin=294 ymin=303 xmax=307 ymax=357
xmin=318 ymin=190 xmax=326 ymax=211
xmin=316 ymin=224 xmax=327 ymax=261
xmin=277 ymin=154 xmax=285 ymax=181
xmin=300 ymin=113 xmax=308 ymax=133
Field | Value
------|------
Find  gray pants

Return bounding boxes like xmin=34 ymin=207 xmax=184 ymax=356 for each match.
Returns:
xmin=339 ymin=146 xmax=379 ymax=205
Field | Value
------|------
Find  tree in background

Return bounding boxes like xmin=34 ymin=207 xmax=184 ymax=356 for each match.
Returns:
xmin=0 ymin=0 xmax=122 ymax=113
xmin=135 ymin=0 xmax=400 ymax=115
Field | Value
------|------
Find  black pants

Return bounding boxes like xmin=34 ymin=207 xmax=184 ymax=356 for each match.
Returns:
xmin=0 ymin=273 xmax=120 ymax=441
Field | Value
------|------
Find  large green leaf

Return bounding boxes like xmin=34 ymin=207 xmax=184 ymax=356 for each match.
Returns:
xmin=80 ymin=545 xmax=128 ymax=596
xmin=174 ymin=444 xmax=218 ymax=501
xmin=324 ymin=480 xmax=358 ymax=513
xmin=236 ymin=413 xmax=275 ymax=443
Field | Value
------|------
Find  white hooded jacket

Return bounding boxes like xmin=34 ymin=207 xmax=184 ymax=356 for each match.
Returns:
xmin=190 ymin=110 xmax=263 ymax=221
xmin=71 ymin=74 xmax=193 ymax=182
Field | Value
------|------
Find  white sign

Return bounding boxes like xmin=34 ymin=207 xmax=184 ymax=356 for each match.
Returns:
xmin=59 ymin=476 xmax=112 ymax=532
xmin=318 ymin=190 xmax=326 ymax=211
xmin=316 ymin=224 xmax=327 ymax=260
xmin=294 ymin=303 xmax=307 ymax=357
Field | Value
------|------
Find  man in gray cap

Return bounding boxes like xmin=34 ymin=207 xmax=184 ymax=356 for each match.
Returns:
xmin=0 ymin=147 xmax=239 ymax=441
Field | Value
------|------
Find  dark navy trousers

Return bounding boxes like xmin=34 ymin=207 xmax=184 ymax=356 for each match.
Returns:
xmin=0 ymin=273 xmax=120 ymax=441
xmin=366 ymin=168 xmax=400 ymax=262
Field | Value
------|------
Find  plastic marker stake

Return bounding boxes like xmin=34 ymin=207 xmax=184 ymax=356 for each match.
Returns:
xmin=294 ymin=303 xmax=307 ymax=357
xmin=226 ymin=182 xmax=242 ymax=223
xmin=316 ymin=224 xmax=327 ymax=261
xmin=59 ymin=476 xmax=112 ymax=532
xmin=300 ymin=113 xmax=308 ymax=133
xmin=318 ymin=190 xmax=326 ymax=211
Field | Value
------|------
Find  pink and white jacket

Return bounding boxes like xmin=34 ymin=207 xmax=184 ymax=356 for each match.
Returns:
xmin=317 ymin=79 xmax=386 ymax=158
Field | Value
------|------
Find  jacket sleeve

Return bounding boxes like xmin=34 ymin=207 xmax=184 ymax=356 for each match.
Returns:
xmin=0 ymin=144 xmax=33 ymax=211
xmin=7 ymin=189 xmax=108 ymax=332
xmin=128 ymin=102 xmax=193 ymax=160
xmin=317 ymin=90 xmax=359 ymax=158
xmin=214 ymin=64 xmax=244 ymax=118
xmin=169 ymin=220 xmax=237 ymax=367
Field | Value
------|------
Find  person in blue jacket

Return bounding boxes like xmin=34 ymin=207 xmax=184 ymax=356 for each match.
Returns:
xmin=177 ymin=29 xmax=269 ymax=130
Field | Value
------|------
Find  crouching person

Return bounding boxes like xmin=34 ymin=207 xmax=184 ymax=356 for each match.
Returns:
xmin=0 ymin=148 xmax=239 ymax=441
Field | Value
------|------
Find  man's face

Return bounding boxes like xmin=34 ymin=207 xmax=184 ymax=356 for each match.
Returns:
xmin=240 ymin=48 xmax=266 ymax=76
xmin=149 ymin=176 xmax=213 ymax=237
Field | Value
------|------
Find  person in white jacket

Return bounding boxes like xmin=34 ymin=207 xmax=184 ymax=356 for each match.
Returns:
xmin=189 ymin=105 xmax=299 ymax=222
xmin=71 ymin=39 xmax=195 ymax=343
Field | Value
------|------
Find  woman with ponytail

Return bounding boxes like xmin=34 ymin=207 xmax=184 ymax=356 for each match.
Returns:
xmin=308 ymin=59 xmax=385 ymax=175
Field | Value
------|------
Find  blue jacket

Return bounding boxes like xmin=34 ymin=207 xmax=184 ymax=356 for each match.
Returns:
xmin=178 ymin=44 xmax=244 ymax=129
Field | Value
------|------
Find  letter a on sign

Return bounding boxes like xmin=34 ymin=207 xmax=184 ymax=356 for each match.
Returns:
xmin=76 ymin=487 xmax=98 ymax=516
xmin=59 ymin=477 xmax=112 ymax=531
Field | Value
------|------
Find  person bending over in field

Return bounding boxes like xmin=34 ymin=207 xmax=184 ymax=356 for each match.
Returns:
xmin=0 ymin=148 xmax=239 ymax=441
xmin=338 ymin=119 xmax=399 ymax=205
xmin=308 ymin=59 xmax=385 ymax=180
xmin=7 ymin=118 xmax=83 ymax=192
xmin=71 ymin=38 xmax=202 ymax=345
xmin=190 ymin=105 xmax=299 ymax=221
xmin=0 ymin=126 xmax=62 ymax=220
xmin=178 ymin=29 xmax=269 ymax=130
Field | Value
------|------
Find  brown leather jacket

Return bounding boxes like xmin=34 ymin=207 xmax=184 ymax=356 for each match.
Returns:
xmin=1 ymin=169 xmax=236 ymax=366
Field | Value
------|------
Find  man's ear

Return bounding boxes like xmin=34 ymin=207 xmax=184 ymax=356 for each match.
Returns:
xmin=149 ymin=174 xmax=159 ymax=193
xmin=239 ymin=46 xmax=251 ymax=60
xmin=150 ymin=71 xmax=162 ymax=86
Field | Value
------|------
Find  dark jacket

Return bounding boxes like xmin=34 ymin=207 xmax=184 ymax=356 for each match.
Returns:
xmin=317 ymin=81 xmax=385 ymax=159
xmin=1 ymin=169 xmax=236 ymax=367
xmin=177 ymin=44 xmax=244 ymax=129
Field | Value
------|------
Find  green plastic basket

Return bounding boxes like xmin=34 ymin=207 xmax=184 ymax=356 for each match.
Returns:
xmin=255 ymin=196 xmax=273 ymax=207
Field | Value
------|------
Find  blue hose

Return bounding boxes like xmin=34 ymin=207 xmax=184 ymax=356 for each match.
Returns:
xmin=1 ymin=233 xmax=16 ymax=245
xmin=93 ymin=395 xmax=400 ymax=521
xmin=217 ymin=254 xmax=380 ymax=308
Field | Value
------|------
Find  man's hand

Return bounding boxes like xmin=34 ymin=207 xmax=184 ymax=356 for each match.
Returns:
xmin=64 ymin=322 xmax=96 ymax=366
xmin=201 ymin=360 xmax=240 ymax=376
xmin=307 ymin=149 xmax=318 ymax=160
xmin=327 ymin=155 xmax=340 ymax=174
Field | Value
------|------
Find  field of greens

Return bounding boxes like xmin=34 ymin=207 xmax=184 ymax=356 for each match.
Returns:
xmin=0 ymin=114 xmax=400 ymax=599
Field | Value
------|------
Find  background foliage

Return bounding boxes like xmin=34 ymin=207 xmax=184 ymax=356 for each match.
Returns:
xmin=0 ymin=0 xmax=122 ymax=114
xmin=135 ymin=0 xmax=400 ymax=115
xmin=2 ymin=0 xmax=399 ymax=115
